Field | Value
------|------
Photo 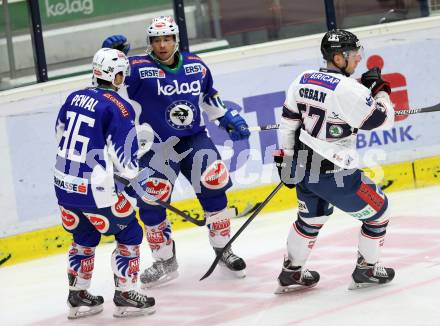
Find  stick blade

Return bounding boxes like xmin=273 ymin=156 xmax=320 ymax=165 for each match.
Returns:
xmin=200 ymin=255 xmax=222 ymax=281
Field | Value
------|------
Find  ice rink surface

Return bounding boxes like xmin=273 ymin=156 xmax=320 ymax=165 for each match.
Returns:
xmin=1 ymin=185 xmax=440 ymax=326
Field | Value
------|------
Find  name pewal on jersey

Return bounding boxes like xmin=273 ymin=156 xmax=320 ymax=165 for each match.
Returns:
xmin=126 ymin=53 xmax=213 ymax=142
xmin=54 ymin=88 xmax=138 ymax=209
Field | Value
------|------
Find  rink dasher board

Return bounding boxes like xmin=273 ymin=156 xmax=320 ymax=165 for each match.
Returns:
xmin=2 ymin=16 xmax=440 ymax=266
xmin=1 ymin=155 xmax=439 ymax=267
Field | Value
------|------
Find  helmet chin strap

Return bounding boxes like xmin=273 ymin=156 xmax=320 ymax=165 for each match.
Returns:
xmin=331 ymin=52 xmax=351 ymax=77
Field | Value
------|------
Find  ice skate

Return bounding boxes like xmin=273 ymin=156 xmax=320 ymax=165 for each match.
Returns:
xmin=113 ymin=289 xmax=155 ymax=317
xmin=348 ymin=254 xmax=395 ymax=290
xmin=67 ymin=289 xmax=104 ymax=319
xmin=140 ymin=241 xmax=178 ymax=288
xmin=214 ymin=247 xmax=246 ymax=278
xmin=274 ymin=259 xmax=320 ymax=294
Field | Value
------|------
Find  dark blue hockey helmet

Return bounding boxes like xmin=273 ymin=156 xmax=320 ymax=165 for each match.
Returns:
xmin=321 ymin=29 xmax=361 ymax=61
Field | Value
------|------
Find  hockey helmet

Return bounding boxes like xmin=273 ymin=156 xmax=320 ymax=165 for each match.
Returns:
xmin=146 ymin=16 xmax=180 ymax=44
xmin=92 ymin=48 xmax=130 ymax=88
xmin=146 ymin=16 xmax=180 ymax=62
xmin=321 ymin=29 xmax=361 ymax=61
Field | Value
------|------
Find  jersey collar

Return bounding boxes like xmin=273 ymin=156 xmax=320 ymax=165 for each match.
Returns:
xmin=150 ymin=53 xmax=183 ymax=74
xmin=319 ymin=67 xmax=344 ymax=75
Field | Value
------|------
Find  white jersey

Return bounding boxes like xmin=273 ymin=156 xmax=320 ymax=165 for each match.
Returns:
xmin=279 ymin=68 xmax=394 ymax=169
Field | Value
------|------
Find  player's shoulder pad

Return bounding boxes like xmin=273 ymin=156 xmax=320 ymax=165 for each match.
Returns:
xmin=129 ymin=55 xmax=153 ymax=66
xmin=100 ymin=91 xmax=133 ymax=119
xmin=183 ymin=51 xmax=203 ymax=62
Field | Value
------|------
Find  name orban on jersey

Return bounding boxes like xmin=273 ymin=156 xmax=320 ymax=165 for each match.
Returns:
xmin=299 ymin=87 xmax=327 ymax=103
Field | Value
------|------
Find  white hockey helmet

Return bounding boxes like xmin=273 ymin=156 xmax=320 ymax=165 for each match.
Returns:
xmin=92 ymin=48 xmax=130 ymax=88
xmin=146 ymin=16 xmax=180 ymax=58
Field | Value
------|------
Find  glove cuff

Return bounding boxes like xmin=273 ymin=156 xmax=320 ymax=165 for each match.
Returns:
xmin=372 ymin=81 xmax=391 ymax=96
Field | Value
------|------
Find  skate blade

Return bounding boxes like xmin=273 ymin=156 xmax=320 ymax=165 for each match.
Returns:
xmin=141 ymin=271 xmax=179 ymax=289
xmin=232 ymin=269 xmax=246 ymax=278
xmin=67 ymin=304 xmax=103 ymax=319
xmin=348 ymin=279 xmax=380 ymax=290
xmin=219 ymin=263 xmax=246 ymax=278
xmin=274 ymin=283 xmax=317 ymax=294
xmin=113 ymin=306 xmax=155 ymax=318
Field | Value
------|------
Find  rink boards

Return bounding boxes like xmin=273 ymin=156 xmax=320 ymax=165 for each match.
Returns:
xmin=1 ymin=16 xmax=440 ymax=266
xmin=1 ymin=154 xmax=439 ymax=267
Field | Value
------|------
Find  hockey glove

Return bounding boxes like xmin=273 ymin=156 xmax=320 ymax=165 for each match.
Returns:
xmin=273 ymin=149 xmax=296 ymax=189
xmin=102 ymin=35 xmax=130 ymax=55
xmin=218 ymin=110 xmax=250 ymax=141
xmin=361 ymin=67 xmax=391 ymax=96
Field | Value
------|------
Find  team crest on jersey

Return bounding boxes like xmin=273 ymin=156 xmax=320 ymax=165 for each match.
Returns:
xmin=328 ymin=125 xmax=343 ymax=137
xmin=183 ymin=63 xmax=206 ymax=77
xmin=60 ymin=206 xmax=80 ymax=231
xmin=166 ymin=100 xmax=197 ymax=129
xmin=111 ymin=193 xmax=134 ymax=218
xmin=84 ymin=213 xmax=110 ymax=234
xmin=139 ymin=67 xmax=165 ymax=79
xmin=141 ymin=178 xmax=172 ymax=205
xmin=300 ymin=73 xmax=340 ymax=91
xmin=201 ymin=160 xmax=229 ymax=190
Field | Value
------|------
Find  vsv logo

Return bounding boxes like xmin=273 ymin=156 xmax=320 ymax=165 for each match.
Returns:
xmin=157 ymin=80 xmax=201 ymax=96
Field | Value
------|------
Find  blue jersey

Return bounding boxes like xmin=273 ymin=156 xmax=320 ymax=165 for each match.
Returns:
xmin=54 ymin=87 xmax=139 ymax=209
xmin=125 ymin=52 xmax=227 ymax=142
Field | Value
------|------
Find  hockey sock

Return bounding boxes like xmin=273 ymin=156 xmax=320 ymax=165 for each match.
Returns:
xmin=358 ymin=212 xmax=390 ymax=264
xmin=287 ymin=215 xmax=329 ymax=266
xmin=145 ymin=220 xmax=174 ymax=261
xmin=207 ymin=208 xmax=234 ymax=248
xmin=68 ymin=243 xmax=96 ymax=290
xmin=112 ymin=243 xmax=140 ymax=291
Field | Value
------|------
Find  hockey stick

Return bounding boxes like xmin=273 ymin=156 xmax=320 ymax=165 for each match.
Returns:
xmin=114 ymin=174 xmax=206 ymax=227
xmin=200 ymin=182 xmax=284 ymax=281
xmin=248 ymin=124 xmax=280 ymax=132
xmin=394 ymin=102 xmax=440 ymax=115
xmin=247 ymin=102 xmax=440 ymax=133
xmin=233 ymin=202 xmax=262 ymax=218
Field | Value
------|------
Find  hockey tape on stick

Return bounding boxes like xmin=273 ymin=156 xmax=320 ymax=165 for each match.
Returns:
xmin=395 ymin=102 xmax=440 ymax=115
xmin=247 ymin=103 xmax=440 ymax=132
xmin=247 ymin=124 xmax=280 ymax=132
xmin=200 ymin=182 xmax=284 ymax=281
xmin=114 ymin=172 xmax=206 ymax=227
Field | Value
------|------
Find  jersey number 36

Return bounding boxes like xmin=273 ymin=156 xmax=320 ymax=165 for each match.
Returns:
xmin=57 ymin=111 xmax=95 ymax=163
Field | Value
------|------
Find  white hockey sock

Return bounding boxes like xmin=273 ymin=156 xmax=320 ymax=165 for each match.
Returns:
xmin=67 ymin=243 xmax=96 ymax=290
xmin=287 ymin=215 xmax=329 ymax=266
xmin=112 ymin=243 xmax=140 ymax=292
xmin=358 ymin=216 xmax=390 ymax=264
xmin=207 ymin=208 xmax=234 ymax=248
xmin=145 ymin=220 xmax=174 ymax=261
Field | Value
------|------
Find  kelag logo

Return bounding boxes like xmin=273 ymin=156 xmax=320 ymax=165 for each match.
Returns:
xmin=45 ymin=0 xmax=94 ymax=17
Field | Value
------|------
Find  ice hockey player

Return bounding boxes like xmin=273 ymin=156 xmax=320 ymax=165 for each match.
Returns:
xmin=54 ymin=48 xmax=155 ymax=318
xmin=273 ymin=29 xmax=395 ymax=293
xmin=102 ymin=16 xmax=249 ymax=288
